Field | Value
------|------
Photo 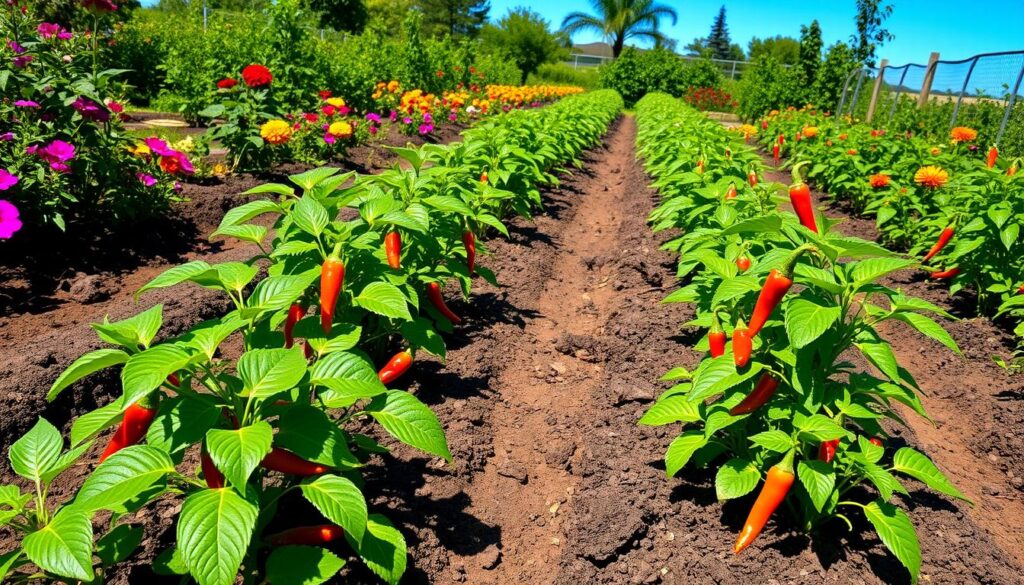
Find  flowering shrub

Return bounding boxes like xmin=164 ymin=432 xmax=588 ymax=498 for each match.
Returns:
xmin=684 ymin=86 xmax=738 ymax=112
xmin=0 ymin=4 xmax=183 ymax=233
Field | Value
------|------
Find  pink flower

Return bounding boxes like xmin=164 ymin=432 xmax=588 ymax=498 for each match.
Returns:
xmin=106 ymin=99 xmax=124 ymax=113
xmin=136 ymin=172 xmax=156 ymax=187
xmin=13 ymin=55 xmax=32 ymax=68
xmin=13 ymin=100 xmax=39 ymax=108
xmin=0 ymin=133 xmax=14 ymax=141
xmin=82 ymin=0 xmax=118 ymax=13
xmin=0 ymin=169 xmax=18 ymax=190
xmin=389 ymin=111 xmax=398 ymax=122
xmin=37 ymin=23 xmax=66 ymax=39
xmin=365 ymin=112 xmax=381 ymax=124
xmin=143 ymin=137 xmax=174 ymax=156
xmin=418 ymin=123 xmax=433 ymax=135
xmin=7 ymin=41 xmax=24 ymax=54
xmin=33 ymin=140 xmax=76 ymax=172
xmin=402 ymin=117 xmax=412 ymax=125
xmin=72 ymin=96 xmax=110 ymax=122
xmin=321 ymin=105 xmax=337 ymax=117
xmin=448 ymin=113 xmax=457 ymax=122
xmin=338 ymin=106 xmax=350 ymax=116
xmin=368 ymin=126 xmax=378 ymax=135
xmin=323 ymin=133 xmax=336 ymax=145
xmin=0 ymin=200 xmax=22 ymax=239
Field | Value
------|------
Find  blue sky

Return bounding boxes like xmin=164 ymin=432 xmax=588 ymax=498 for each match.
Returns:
xmin=490 ymin=0 xmax=1024 ymax=66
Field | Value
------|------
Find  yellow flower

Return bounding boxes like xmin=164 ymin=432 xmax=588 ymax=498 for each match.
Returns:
xmin=387 ymin=80 xmax=400 ymax=93
xmin=950 ymin=126 xmax=977 ymax=143
xmin=326 ymin=97 xmax=346 ymax=108
xmin=737 ymin=124 xmax=757 ymax=138
xmin=930 ymin=146 xmax=941 ymax=156
xmin=129 ymin=142 xmax=151 ymax=157
xmin=869 ymin=173 xmax=890 ymax=188
xmin=327 ymin=121 xmax=353 ymax=139
xmin=802 ymin=126 xmax=819 ymax=138
xmin=914 ymin=166 xmax=948 ymax=189
xmin=212 ymin=163 xmax=229 ymax=176
xmin=260 ymin=119 xmax=292 ymax=145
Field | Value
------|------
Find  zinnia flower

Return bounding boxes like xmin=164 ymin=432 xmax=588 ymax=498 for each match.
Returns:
xmin=217 ymin=78 xmax=238 ymax=89
xmin=327 ymin=121 xmax=352 ymax=139
xmin=950 ymin=126 xmax=977 ymax=143
xmin=365 ymin=112 xmax=381 ymax=124
xmin=13 ymin=55 xmax=33 ymax=68
xmin=914 ymin=166 xmax=948 ymax=189
xmin=0 ymin=200 xmax=22 ymax=239
xmin=106 ymin=99 xmax=124 ymax=113
xmin=144 ymin=137 xmax=174 ymax=156
xmin=802 ymin=126 xmax=818 ymax=138
xmin=0 ymin=169 xmax=18 ymax=191
xmin=847 ymin=149 xmax=857 ymax=155
xmin=418 ymin=123 xmax=433 ymax=135
xmin=869 ymin=173 xmax=890 ymax=189
xmin=37 ymin=140 xmax=76 ymax=170
xmin=260 ymin=119 xmax=292 ymax=145
xmin=37 ymin=23 xmax=67 ymax=39
xmin=321 ymin=105 xmax=337 ymax=117
xmin=241 ymin=64 xmax=272 ymax=88
xmin=326 ymin=97 xmax=346 ymax=108
xmin=0 ymin=133 xmax=14 ymax=141
xmin=318 ymin=90 xmax=332 ymax=100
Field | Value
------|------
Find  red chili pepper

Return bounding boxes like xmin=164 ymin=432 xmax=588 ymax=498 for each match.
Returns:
xmin=930 ymin=267 xmax=960 ymax=280
xmin=788 ymin=162 xmax=817 ymax=233
xmin=426 ymin=282 xmax=461 ymax=324
xmin=463 ymin=230 xmax=476 ymax=275
xmin=777 ymin=134 xmax=784 ymax=145
xmin=267 ymin=524 xmax=344 ymax=547
xmin=384 ymin=231 xmax=401 ymax=269
xmin=732 ymin=319 xmax=752 ymax=368
xmin=736 ymin=255 xmax=750 ymax=272
xmin=201 ymin=446 xmax=224 ymax=489
xmin=1018 ymin=283 xmax=1024 ymax=294
xmin=319 ymin=244 xmax=345 ymax=334
xmin=99 ymin=394 xmax=159 ymax=462
xmin=261 ymin=448 xmax=330 ymax=476
xmin=167 ymin=373 xmax=180 ymax=387
xmin=1010 ymin=165 xmax=1018 ymax=177
xmin=772 ymin=144 xmax=780 ymax=165
xmin=748 ymin=170 xmax=758 ymax=187
xmin=379 ymin=349 xmax=413 ymax=385
xmin=922 ymin=225 xmax=954 ymax=262
xmin=869 ymin=437 xmax=884 ymax=447
xmin=730 ymin=373 xmax=779 ymax=415
xmin=709 ymin=311 xmax=726 ymax=358
xmin=725 ymin=183 xmax=737 ymax=200
xmin=761 ymin=120 xmax=768 ymax=130
xmin=696 ymin=159 xmax=704 ymax=173
xmin=734 ymin=450 xmax=795 ymax=554
xmin=747 ymin=245 xmax=814 ymax=337
xmin=284 ymin=303 xmax=306 ymax=349
xmin=480 ymin=171 xmax=488 ymax=183
xmin=818 ymin=439 xmax=839 ymax=463
xmin=987 ymin=146 xmax=998 ymax=169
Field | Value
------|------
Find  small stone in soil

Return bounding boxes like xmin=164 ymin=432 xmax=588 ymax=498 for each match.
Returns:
xmin=477 ymin=544 xmax=501 ymax=570
xmin=496 ymin=460 xmax=529 ymax=484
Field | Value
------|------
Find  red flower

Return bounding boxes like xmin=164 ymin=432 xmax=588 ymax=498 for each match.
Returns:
xmin=319 ymin=90 xmax=332 ymax=99
xmin=241 ymin=64 xmax=272 ymax=88
xmin=303 ymin=112 xmax=318 ymax=123
xmin=217 ymin=77 xmax=238 ymax=89
xmin=321 ymin=105 xmax=337 ymax=117
xmin=82 ymin=0 xmax=118 ymax=13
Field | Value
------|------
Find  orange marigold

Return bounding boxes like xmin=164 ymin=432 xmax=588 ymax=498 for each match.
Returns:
xmin=914 ymin=166 xmax=948 ymax=189
xmin=950 ymin=126 xmax=977 ymax=143
xmin=869 ymin=173 xmax=891 ymax=188
xmin=847 ymin=149 xmax=858 ymax=155
xmin=260 ymin=120 xmax=292 ymax=145
xmin=802 ymin=126 xmax=819 ymax=138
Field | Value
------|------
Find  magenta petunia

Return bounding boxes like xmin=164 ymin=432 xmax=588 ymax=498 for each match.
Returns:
xmin=13 ymin=100 xmax=39 ymax=108
xmin=37 ymin=23 xmax=66 ymax=39
xmin=72 ymin=96 xmax=110 ymax=122
xmin=136 ymin=172 xmax=157 ymax=187
xmin=0 ymin=169 xmax=18 ymax=191
xmin=0 ymin=133 xmax=14 ymax=142
xmin=365 ymin=112 xmax=381 ymax=124
xmin=13 ymin=55 xmax=33 ymax=68
xmin=7 ymin=41 xmax=24 ymax=54
xmin=418 ymin=123 xmax=433 ymax=135
xmin=143 ymin=137 xmax=175 ymax=156
xmin=0 ymin=199 xmax=23 ymax=239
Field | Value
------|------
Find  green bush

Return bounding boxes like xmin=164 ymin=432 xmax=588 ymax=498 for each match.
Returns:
xmin=735 ymin=55 xmax=804 ymax=121
xmin=527 ymin=63 xmax=600 ymax=89
xmin=599 ymin=48 xmax=724 ymax=106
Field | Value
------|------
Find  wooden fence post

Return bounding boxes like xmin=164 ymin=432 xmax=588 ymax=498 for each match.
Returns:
xmin=918 ymin=52 xmax=940 ymax=108
xmin=866 ymin=59 xmax=889 ymax=122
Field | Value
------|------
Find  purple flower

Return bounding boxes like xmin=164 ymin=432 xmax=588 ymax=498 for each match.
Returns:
xmin=13 ymin=55 xmax=32 ymax=68
xmin=72 ymin=96 xmax=110 ymax=122
xmin=0 ymin=199 xmax=22 ymax=239
xmin=173 ymin=181 xmax=183 ymax=193
xmin=13 ymin=100 xmax=39 ymax=108
xmin=448 ymin=113 xmax=458 ymax=122
xmin=402 ymin=116 xmax=412 ymax=125
xmin=38 ymin=23 xmax=66 ymax=39
xmin=323 ymin=133 xmax=336 ymax=145
xmin=7 ymin=41 xmax=24 ymax=54
xmin=422 ymin=113 xmax=432 ymax=124
xmin=389 ymin=110 xmax=398 ymax=122
xmin=136 ymin=172 xmax=156 ymax=187
xmin=50 ymin=162 xmax=70 ymax=173
xmin=369 ymin=126 xmax=378 ymax=135
xmin=58 ymin=31 xmax=73 ymax=40
xmin=365 ymin=112 xmax=381 ymax=124
xmin=418 ymin=123 xmax=433 ymax=135
xmin=25 ymin=145 xmax=38 ymax=156
xmin=0 ymin=133 xmax=14 ymax=142
xmin=33 ymin=140 xmax=76 ymax=171
xmin=0 ymin=169 xmax=18 ymax=190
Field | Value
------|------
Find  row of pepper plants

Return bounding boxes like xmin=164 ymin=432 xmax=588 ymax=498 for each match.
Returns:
xmin=0 ymin=89 xmax=624 ymax=584
xmin=635 ymin=93 xmax=968 ymax=584
xmin=755 ymin=107 xmax=1024 ymax=357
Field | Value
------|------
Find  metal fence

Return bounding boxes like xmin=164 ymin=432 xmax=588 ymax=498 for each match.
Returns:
xmin=836 ymin=50 xmax=1024 ymax=146
xmin=564 ymin=52 xmax=754 ymax=80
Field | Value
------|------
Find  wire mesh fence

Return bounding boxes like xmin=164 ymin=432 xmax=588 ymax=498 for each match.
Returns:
xmin=837 ymin=50 xmax=1024 ymax=150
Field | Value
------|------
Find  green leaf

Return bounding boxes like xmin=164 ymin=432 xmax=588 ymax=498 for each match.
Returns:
xmin=687 ymin=357 xmax=744 ymax=403
xmin=348 ymin=514 xmax=406 ymax=585
xmin=367 ymin=391 xmax=451 ymax=462
xmin=147 ymin=395 xmax=224 ymax=455
xmin=207 ymin=422 xmax=273 ymax=489
xmin=9 ymin=418 xmax=62 ymax=482
xmin=638 ymin=395 xmax=701 ymax=426
xmin=219 ymin=200 xmax=282 ymax=229
xmin=178 ymin=489 xmax=258 ymax=585
xmin=748 ymin=430 xmax=793 ymax=453
xmin=784 ymin=297 xmax=841 ymax=349
xmin=850 ymin=257 xmax=916 ymax=286
xmin=211 ymin=224 xmax=268 ymax=244
xmin=41 ymin=441 xmax=92 ymax=483
xmin=798 ymin=459 xmax=835 ymax=512
xmin=665 ymin=431 xmax=707 ymax=477
xmin=715 ymin=458 xmax=760 ymax=500
xmin=300 ymin=475 xmax=368 ymax=545
xmin=214 ymin=263 xmax=259 ymax=294
xmin=48 ymin=349 xmax=130 ymax=401
xmin=796 ymin=415 xmax=846 ymax=442
xmin=891 ymin=447 xmax=970 ymax=502
xmin=719 ymin=215 xmax=782 ymax=236
xmin=353 ymin=282 xmax=412 ymax=321
xmin=96 ymin=523 xmax=145 ymax=566
xmin=889 ymin=312 xmax=961 ymax=355
xmin=23 ymin=507 xmax=94 ymax=581
xmin=0 ymin=550 xmax=24 ymax=582
xmin=92 ymin=304 xmax=164 ymax=349
xmin=265 ymin=546 xmax=346 ymax=585
xmin=121 ymin=344 xmax=193 ymax=406
xmin=292 ymin=196 xmax=330 ymax=237
xmin=137 ymin=261 xmax=215 ymax=298
xmin=71 ymin=399 xmax=124 ymax=447
xmin=75 ymin=446 xmax=175 ymax=512
xmin=862 ymin=463 xmax=907 ymax=500
xmin=290 ymin=167 xmax=340 ymax=192
xmin=855 ymin=337 xmax=901 ymax=382
xmin=246 ymin=271 xmax=319 ymax=316
xmin=302 ymin=322 xmax=362 ymax=356
xmin=399 ymin=318 xmax=445 ymax=359
xmin=238 ymin=348 xmax=308 ymax=399
xmin=310 ymin=352 xmax=387 ymax=407
xmin=274 ymin=407 xmax=360 ymax=469
xmin=243 ymin=183 xmax=295 ymax=197
xmin=863 ymin=500 xmax=921 ymax=584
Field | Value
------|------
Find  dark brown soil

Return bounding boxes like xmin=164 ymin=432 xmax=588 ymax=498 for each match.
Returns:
xmin=1 ymin=115 xmax=1022 ymax=585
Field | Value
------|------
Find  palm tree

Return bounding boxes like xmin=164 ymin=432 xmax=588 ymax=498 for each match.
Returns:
xmin=560 ymin=0 xmax=678 ymax=58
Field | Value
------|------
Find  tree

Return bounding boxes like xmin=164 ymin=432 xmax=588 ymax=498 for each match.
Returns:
xmin=366 ymin=0 xmax=412 ymax=33
xmin=481 ymin=8 xmax=569 ymax=84
xmin=748 ymin=36 xmax=799 ymax=65
xmin=560 ymin=0 xmax=678 ymax=58
xmin=851 ymin=0 xmax=894 ymax=68
xmin=707 ymin=6 xmax=733 ymax=61
xmin=799 ymin=20 xmax=824 ymax=87
xmin=303 ymin=0 xmax=368 ymax=32
xmin=811 ymin=41 xmax=861 ymax=111
xmin=415 ymin=0 xmax=490 ymax=38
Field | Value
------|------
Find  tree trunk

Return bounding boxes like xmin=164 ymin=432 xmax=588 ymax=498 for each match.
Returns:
xmin=612 ymin=34 xmax=625 ymax=58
